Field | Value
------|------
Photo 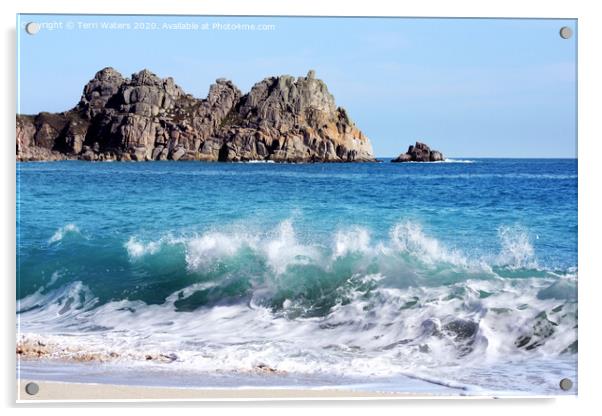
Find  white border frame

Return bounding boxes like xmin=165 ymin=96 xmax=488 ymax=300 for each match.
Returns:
xmin=3 ymin=0 xmax=601 ymax=413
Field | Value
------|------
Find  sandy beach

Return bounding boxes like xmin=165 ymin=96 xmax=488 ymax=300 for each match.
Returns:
xmin=17 ymin=380 xmax=429 ymax=401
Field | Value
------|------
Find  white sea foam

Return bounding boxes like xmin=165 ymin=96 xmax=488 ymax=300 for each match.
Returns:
xmin=389 ymin=221 xmax=470 ymax=267
xmin=125 ymin=236 xmax=162 ymax=259
xmin=48 ymin=223 xmax=80 ymax=244
xmin=47 ymin=271 xmax=61 ymax=287
xmin=185 ymin=232 xmax=250 ymax=271
xmin=17 ymin=281 xmax=98 ymax=318
xmin=17 ymin=273 xmax=577 ymax=389
xmin=243 ymin=160 xmax=276 ymax=164
xmin=333 ymin=227 xmax=373 ymax=258
xmin=261 ymin=220 xmax=323 ymax=274
xmin=441 ymin=158 xmax=475 ymax=163
xmin=134 ymin=220 xmax=325 ymax=275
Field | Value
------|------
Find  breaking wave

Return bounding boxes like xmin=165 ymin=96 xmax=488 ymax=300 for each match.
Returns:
xmin=120 ymin=220 xmax=530 ymax=278
xmin=17 ymin=219 xmax=577 ymax=391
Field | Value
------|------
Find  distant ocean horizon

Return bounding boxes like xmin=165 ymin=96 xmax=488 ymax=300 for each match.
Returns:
xmin=17 ymin=158 xmax=577 ymax=395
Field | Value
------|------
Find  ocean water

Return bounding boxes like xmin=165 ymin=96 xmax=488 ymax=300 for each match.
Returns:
xmin=16 ymin=158 xmax=578 ymax=395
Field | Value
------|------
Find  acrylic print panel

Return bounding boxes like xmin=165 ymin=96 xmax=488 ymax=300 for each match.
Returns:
xmin=16 ymin=14 xmax=577 ymax=400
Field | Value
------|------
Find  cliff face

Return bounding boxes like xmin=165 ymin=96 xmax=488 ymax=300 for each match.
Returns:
xmin=16 ymin=68 xmax=375 ymax=162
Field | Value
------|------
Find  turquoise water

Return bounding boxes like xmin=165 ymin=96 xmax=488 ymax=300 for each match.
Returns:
xmin=16 ymin=159 xmax=577 ymax=395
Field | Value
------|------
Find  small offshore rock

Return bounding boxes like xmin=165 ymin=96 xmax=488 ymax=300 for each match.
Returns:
xmin=392 ymin=141 xmax=444 ymax=162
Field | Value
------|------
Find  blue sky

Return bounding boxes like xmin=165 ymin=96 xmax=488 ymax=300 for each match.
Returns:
xmin=17 ymin=15 xmax=576 ymax=157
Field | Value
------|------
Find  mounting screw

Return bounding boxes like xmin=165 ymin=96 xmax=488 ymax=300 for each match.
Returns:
xmin=559 ymin=378 xmax=573 ymax=391
xmin=25 ymin=382 xmax=39 ymax=395
xmin=25 ymin=22 xmax=40 ymax=35
xmin=559 ymin=26 xmax=573 ymax=39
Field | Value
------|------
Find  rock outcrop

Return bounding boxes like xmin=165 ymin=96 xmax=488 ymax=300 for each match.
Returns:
xmin=392 ymin=142 xmax=444 ymax=162
xmin=16 ymin=68 xmax=375 ymax=162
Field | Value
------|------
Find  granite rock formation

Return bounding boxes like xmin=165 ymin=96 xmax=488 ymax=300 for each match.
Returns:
xmin=392 ymin=142 xmax=444 ymax=162
xmin=16 ymin=68 xmax=375 ymax=162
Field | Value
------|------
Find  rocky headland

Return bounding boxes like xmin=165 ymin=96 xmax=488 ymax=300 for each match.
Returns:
xmin=16 ymin=68 xmax=375 ymax=163
xmin=392 ymin=142 xmax=444 ymax=162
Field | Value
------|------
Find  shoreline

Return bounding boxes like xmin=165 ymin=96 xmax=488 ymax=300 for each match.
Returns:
xmin=16 ymin=358 xmax=465 ymax=400
xmin=17 ymin=380 xmax=434 ymax=401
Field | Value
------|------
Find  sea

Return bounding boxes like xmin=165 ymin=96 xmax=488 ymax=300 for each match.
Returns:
xmin=16 ymin=158 xmax=578 ymax=396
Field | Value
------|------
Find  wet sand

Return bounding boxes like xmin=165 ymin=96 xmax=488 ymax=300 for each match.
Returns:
xmin=17 ymin=380 xmax=431 ymax=401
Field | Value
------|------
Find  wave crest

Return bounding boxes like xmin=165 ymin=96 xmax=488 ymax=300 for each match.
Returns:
xmin=125 ymin=236 xmax=162 ymax=259
xmin=390 ymin=221 xmax=469 ymax=267
xmin=48 ymin=223 xmax=80 ymax=244
xmin=122 ymin=220 xmax=546 ymax=280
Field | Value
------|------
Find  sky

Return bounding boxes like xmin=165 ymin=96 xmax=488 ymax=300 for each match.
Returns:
xmin=17 ymin=15 xmax=577 ymax=158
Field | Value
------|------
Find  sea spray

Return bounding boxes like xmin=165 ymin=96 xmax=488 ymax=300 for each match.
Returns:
xmin=496 ymin=225 xmax=537 ymax=269
xmin=47 ymin=223 xmax=80 ymax=244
